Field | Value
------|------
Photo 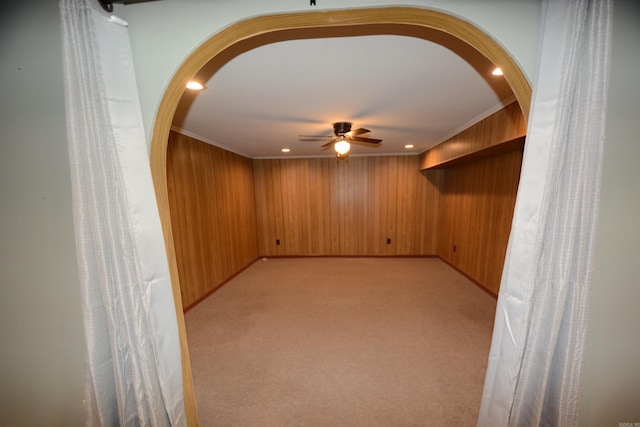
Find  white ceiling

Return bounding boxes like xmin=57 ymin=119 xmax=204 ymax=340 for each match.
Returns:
xmin=172 ymin=33 xmax=515 ymax=159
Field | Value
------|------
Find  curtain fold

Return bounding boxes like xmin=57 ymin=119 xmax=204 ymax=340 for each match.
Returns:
xmin=477 ymin=0 xmax=612 ymax=426
xmin=60 ymin=0 xmax=185 ymax=425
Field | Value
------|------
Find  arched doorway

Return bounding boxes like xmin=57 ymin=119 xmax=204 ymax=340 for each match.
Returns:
xmin=149 ymin=7 xmax=531 ymax=425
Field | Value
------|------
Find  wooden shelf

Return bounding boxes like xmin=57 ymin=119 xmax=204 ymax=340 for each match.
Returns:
xmin=419 ymin=102 xmax=526 ymax=170
xmin=422 ymin=136 xmax=525 ymax=170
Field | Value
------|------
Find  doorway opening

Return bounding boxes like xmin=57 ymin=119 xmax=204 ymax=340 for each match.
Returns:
xmin=149 ymin=7 xmax=531 ymax=425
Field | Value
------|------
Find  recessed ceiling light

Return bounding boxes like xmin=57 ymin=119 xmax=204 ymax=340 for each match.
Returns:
xmin=186 ymin=81 xmax=204 ymax=90
xmin=404 ymin=144 xmax=415 ymax=149
xmin=492 ymin=67 xmax=504 ymax=76
xmin=281 ymin=148 xmax=291 ymax=153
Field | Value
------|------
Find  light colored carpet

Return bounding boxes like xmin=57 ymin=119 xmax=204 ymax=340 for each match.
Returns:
xmin=185 ymin=257 xmax=497 ymax=426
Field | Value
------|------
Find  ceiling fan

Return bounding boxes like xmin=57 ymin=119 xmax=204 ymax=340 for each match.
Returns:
xmin=299 ymin=122 xmax=382 ymax=159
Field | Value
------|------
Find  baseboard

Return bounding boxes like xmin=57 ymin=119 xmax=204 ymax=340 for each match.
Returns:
xmin=436 ymin=256 xmax=498 ymax=299
xmin=258 ymin=254 xmax=439 ymax=259
xmin=183 ymin=254 xmax=492 ymax=312
xmin=183 ymin=257 xmax=263 ymax=313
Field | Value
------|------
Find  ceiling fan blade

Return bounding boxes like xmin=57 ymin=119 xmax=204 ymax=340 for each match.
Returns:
xmin=350 ymin=136 xmax=382 ymax=144
xmin=321 ymin=140 xmax=337 ymax=149
xmin=298 ymin=134 xmax=333 ymax=141
xmin=351 ymin=140 xmax=382 ymax=148
xmin=349 ymin=128 xmax=371 ymax=136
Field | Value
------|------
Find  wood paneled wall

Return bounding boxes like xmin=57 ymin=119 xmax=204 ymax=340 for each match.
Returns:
xmin=167 ymin=131 xmax=259 ymax=308
xmin=253 ymin=156 xmax=442 ymax=256
xmin=167 ymin=104 xmax=524 ymax=305
xmin=437 ymin=150 xmax=523 ymax=294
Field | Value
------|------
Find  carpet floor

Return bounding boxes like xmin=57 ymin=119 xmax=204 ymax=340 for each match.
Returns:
xmin=185 ymin=257 xmax=497 ymax=426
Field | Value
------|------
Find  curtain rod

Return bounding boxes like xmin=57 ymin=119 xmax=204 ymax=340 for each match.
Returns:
xmin=98 ymin=0 xmax=159 ymax=13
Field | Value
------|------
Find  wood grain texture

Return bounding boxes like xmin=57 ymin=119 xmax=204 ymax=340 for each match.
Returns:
xmin=419 ymin=102 xmax=526 ymax=170
xmin=148 ymin=8 xmax=533 ymax=424
xmin=437 ymin=150 xmax=523 ymax=294
xmin=253 ymin=156 xmax=441 ymax=257
xmin=167 ymin=131 xmax=259 ymax=309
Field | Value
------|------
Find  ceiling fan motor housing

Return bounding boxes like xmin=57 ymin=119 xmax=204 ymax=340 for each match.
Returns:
xmin=333 ymin=122 xmax=352 ymax=136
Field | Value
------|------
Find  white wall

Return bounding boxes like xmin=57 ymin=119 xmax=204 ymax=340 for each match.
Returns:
xmin=579 ymin=1 xmax=640 ymax=425
xmin=0 ymin=0 xmax=85 ymax=425
xmin=121 ymin=0 xmax=542 ymax=145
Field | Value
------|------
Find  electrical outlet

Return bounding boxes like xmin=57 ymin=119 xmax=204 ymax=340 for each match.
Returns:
xmin=276 ymin=239 xmax=280 ymax=246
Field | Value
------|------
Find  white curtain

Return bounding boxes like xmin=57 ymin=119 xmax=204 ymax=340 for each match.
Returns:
xmin=60 ymin=0 xmax=185 ymax=425
xmin=478 ymin=0 xmax=612 ymax=426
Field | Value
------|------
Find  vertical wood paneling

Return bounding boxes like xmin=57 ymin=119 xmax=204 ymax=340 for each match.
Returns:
xmin=437 ymin=150 xmax=523 ymax=294
xmin=167 ymin=131 xmax=259 ymax=308
xmin=395 ymin=155 xmax=416 ymax=254
xmin=414 ymin=169 xmax=443 ymax=254
xmin=253 ymin=155 xmax=440 ymax=257
xmin=385 ymin=157 xmax=399 ymax=254
xmin=366 ymin=157 xmax=386 ymax=255
xmin=169 ymin=107 xmax=522 ymax=303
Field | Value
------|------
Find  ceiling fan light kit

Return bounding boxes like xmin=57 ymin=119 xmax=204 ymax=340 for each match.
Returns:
xmin=334 ymin=137 xmax=351 ymax=156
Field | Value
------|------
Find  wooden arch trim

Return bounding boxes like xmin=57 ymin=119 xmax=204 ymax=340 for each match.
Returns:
xmin=149 ymin=7 xmax=532 ymax=425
